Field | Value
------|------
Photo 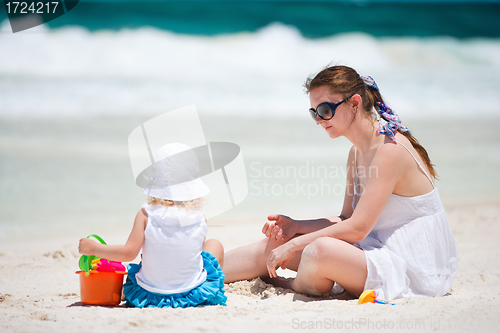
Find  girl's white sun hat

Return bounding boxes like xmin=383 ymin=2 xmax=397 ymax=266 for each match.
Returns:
xmin=142 ymin=143 xmax=210 ymax=201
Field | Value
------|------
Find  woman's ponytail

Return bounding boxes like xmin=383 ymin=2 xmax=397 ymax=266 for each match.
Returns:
xmin=366 ymin=80 xmax=438 ymax=180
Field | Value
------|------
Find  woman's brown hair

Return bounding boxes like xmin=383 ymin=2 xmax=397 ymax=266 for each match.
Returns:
xmin=304 ymin=65 xmax=437 ymax=180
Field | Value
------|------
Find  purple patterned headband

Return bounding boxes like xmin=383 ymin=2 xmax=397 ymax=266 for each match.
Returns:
xmin=361 ymin=75 xmax=410 ymax=141
xmin=361 ymin=75 xmax=379 ymax=91
xmin=376 ymin=103 xmax=410 ymax=141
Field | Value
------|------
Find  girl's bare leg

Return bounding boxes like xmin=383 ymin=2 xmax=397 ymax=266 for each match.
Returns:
xmin=291 ymin=237 xmax=367 ymax=296
xmin=203 ymin=239 xmax=225 ymax=268
xmin=223 ymin=237 xmax=303 ymax=283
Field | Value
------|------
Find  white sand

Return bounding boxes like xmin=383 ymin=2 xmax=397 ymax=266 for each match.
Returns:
xmin=1 ymin=202 xmax=500 ymax=333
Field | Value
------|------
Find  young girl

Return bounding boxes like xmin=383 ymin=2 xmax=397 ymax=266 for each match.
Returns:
xmin=79 ymin=143 xmax=226 ymax=308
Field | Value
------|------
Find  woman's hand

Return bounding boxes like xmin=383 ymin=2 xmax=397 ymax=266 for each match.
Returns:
xmin=262 ymin=214 xmax=300 ymax=241
xmin=78 ymin=238 xmax=97 ymax=256
xmin=266 ymin=242 xmax=297 ymax=278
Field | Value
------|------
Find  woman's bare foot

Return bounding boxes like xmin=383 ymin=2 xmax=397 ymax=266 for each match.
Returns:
xmin=260 ymin=276 xmax=295 ymax=290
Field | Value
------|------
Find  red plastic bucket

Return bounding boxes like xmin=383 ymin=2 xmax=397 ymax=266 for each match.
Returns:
xmin=76 ymin=270 xmax=127 ymax=306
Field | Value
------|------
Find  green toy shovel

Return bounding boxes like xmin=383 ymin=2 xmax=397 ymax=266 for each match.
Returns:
xmin=78 ymin=234 xmax=107 ymax=277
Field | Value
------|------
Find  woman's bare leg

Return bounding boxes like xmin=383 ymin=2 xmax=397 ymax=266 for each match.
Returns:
xmin=223 ymin=236 xmax=303 ymax=283
xmin=291 ymin=237 xmax=367 ymax=296
xmin=203 ymin=239 xmax=225 ymax=268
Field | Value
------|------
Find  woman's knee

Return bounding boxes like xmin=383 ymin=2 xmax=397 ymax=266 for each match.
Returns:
xmin=302 ymin=237 xmax=338 ymax=261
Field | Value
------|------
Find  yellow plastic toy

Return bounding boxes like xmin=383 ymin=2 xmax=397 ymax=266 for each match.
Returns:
xmin=358 ymin=290 xmax=377 ymax=304
xmin=358 ymin=290 xmax=397 ymax=305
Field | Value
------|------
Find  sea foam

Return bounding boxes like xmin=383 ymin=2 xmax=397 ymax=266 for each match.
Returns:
xmin=1 ymin=21 xmax=499 ymax=119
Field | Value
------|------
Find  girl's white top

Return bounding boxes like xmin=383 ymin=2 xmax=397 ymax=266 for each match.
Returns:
xmin=135 ymin=203 xmax=207 ymax=294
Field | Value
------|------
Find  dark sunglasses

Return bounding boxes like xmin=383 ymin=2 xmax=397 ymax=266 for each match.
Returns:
xmin=309 ymin=95 xmax=353 ymax=121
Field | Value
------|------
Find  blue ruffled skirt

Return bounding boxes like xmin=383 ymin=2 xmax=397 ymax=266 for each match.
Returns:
xmin=123 ymin=251 xmax=227 ymax=308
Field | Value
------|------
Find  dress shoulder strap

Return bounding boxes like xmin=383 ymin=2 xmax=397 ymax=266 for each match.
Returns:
xmin=354 ymin=146 xmax=357 ymax=168
xmin=395 ymin=141 xmax=435 ymax=188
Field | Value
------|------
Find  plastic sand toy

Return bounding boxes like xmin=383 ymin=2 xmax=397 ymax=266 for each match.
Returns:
xmin=78 ymin=234 xmax=106 ymax=276
xmin=92 ymin=258 xmax=126 ymax=272
xmin=358 ymin=290 xmax=398 ymax=305
xmin=76 ymin=234 xmax=127 ymax=306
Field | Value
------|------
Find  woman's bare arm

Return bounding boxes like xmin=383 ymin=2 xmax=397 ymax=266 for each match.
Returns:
xmin=282 ymin=142 xmax=405 ymax=250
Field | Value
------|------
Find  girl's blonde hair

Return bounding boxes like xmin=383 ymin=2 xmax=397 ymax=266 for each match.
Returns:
xmin=147 ymin=196 xmax=206 ymax=210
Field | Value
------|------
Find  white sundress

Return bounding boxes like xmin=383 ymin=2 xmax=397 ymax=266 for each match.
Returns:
xmin=352 ymin=142 xmax=458 ymax=301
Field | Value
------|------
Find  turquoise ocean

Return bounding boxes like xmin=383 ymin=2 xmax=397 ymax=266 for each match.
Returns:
xmin=0 ymin=0 xmax=499 ymax=241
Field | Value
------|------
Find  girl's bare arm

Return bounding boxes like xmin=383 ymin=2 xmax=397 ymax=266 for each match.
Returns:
xmin=78 ymin=209 xmax=147 ymax=262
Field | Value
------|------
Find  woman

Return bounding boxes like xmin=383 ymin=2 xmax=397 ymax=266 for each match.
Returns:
xmin=224 ymin=65 xmax=457 ymax=301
